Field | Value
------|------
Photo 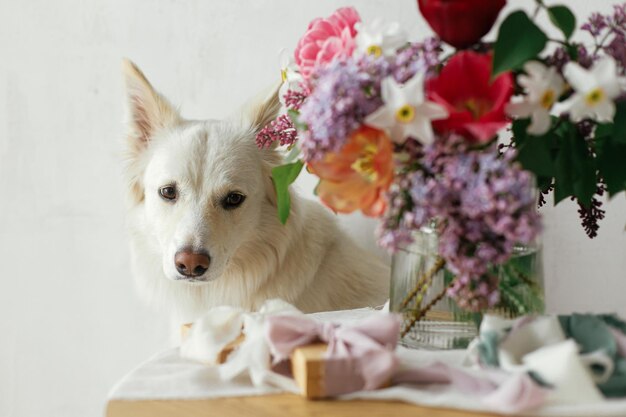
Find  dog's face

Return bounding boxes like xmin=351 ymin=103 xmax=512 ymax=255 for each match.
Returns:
xmin=142 ymin=122 xmax=274 ymax=284
xmin=122 ymin=60 xmax=281 ymax=284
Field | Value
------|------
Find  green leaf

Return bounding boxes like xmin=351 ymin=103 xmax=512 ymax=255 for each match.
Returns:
xmin=516 ymin=131 xmax=555 ymax=177
xmin=554 ymin=125 xmax=596 ymax=206
xmin=597 ymin=134 xmax=626 ymax=196
xmin=566 ymin=43 xmax=579 ymax=61
xmin=511 ymin=119 xmax=530 ymax=147
xmin=570 ymin=133 xmax=597 ymax=207
xmin=554 ymin=145 xmax=574 ymax=204
xmin=271 ymin=160 xmax=304 ymax=224
xmin=548 ymin=5 xmax=577 ymax=40
xmin=612 ymin=101 xmax=626 ymax=144
xmin=471 ymin=313 xmax=483 ymax=331
xmin=536 ymin=175 xmax=553 ymax=192
xmin=509 ymin=255 xmax=533 ymax=280
xmin=492 ymin=11 xmax=548 ymax=77
xmin=512 ymin=118 xmax=558 ymax=190
xmin=595 ymin=122 xmax=614 ymax=140
xmin=443 ymin=269 xmax=456 ymax=286
xmin=595 ymin=102 xmax=626 ymax=196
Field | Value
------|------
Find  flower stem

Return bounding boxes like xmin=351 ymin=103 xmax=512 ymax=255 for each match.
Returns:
xmin=532 ymin=0 xmax=545 ymax=19
xmin=547 ymin=38 xmax=569 ymax=47
xmin=593 ymin=30 xmax=613 ymax=56
xmin=400 ymin=256 xmax=446 ymax=309
xmin=401 ymin=279 xmax=455 ymax=338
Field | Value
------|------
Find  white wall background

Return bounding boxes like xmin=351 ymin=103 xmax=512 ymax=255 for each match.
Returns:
xmin=0 ymin=0 xmax=624 ymax=416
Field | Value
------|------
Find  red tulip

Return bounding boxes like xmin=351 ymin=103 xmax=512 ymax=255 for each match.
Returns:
xmin=426 ymin=51 xmax=513 ymax=143
xmin=418 ymin=0 xmax=506 ymax=49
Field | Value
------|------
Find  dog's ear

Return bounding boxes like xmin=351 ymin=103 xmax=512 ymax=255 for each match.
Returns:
xmin=122 ymin=58 xmax=181 ymax=203
xmin=122 ymin=58 xmax=181 ymax=144
xmin=242 ymin=81 xmax=282 ymax=134
xmin=239 ymin=83 xmax=284 ymax=206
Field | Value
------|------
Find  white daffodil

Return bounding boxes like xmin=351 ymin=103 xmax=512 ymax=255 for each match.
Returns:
xmin=355 ymin=19 xmax=407 ymax=58
xmin=563 ymin=57 xmax=622 ymax=122
xmin=365 ymin=74 xmax=448 ymax=145
xmin=506 ymin=61 xmax=565 ymax=135
xmin=277 ymin=48 xmax=303 ymax=107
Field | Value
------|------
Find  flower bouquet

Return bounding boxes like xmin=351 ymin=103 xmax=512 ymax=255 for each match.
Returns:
xmin=257 ymin=2 xmax=626 ymax=348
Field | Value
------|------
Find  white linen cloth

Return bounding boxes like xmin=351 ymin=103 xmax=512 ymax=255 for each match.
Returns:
xmin=108 ymin=308 xmax=626 ymax=416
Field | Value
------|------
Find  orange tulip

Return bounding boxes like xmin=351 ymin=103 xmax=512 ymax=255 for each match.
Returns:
xmin=308 ymin=126 xmax=394 ymax=217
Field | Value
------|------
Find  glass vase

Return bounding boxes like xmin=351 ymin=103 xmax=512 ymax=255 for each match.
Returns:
xmin=389 ymin=225 xmax=544 ymax=350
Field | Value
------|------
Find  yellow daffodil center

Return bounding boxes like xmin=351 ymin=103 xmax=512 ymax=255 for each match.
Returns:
xmin=540 ymin=89 xmax=556 ymax=109
xmin=366 ymin=44 xmax=383 ymax=57
xmin=585 ymin=88 xmax=605 ymax=106
xmin=461 ymin=98 xmax=491 ymax=120
xmin=351 ymin=143 xmax=379 ymax=182
xmin=395 ymin=104 xmax=416 ymax=123
xmin=280 ymin=68 xmax=288 ymax=82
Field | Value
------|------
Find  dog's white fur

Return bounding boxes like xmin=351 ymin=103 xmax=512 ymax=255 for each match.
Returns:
xmin=122 ymin=59 xmax=390 ymax=323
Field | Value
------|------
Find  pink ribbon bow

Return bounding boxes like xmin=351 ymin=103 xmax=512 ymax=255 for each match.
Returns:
xmin=265 ymin=314 xmax=401 ymax=394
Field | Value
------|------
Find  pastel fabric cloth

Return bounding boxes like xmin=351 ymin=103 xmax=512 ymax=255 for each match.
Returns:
xmin=392 ymin=362 xmax=547 ymax=413
xmin=265 ymin=313 xmax=547 ymax=412
xmin=108 ymin=308 xmax=626 ymax=416
xmin=468 ymin=313 xmax=626 ymax=405
xmin=265 ymin=313 xmax=401 ymax=392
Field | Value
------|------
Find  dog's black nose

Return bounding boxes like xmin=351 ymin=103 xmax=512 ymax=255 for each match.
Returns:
xmin=175 ymin=249 xmax=210 ymax=278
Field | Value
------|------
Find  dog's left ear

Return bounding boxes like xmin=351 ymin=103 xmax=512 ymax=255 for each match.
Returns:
xmin=122 ymin=59 xmax=181 ymax=204
xmin=241 ymin=81 xmax=282 ymax=135
xmin=122 ymin=59 xmax=181 ymax=145
xmin=240 ymin=82 xmax=284 ymax=206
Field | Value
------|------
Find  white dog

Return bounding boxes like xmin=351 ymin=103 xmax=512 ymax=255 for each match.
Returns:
xmin=122 ymin=59 xmax=390 ymax=323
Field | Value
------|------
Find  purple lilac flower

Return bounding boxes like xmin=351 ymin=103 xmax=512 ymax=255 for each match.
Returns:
xmin=580 ymin=3 xmax=626 ymax=73
xmin=378 ymin=137 xmax=542 ymax=311
xmin=298 ymin=40 xmax=443 ymax=161
xmin=576 ymin=184 xmax=606 ymax=239
xmin=377 ymin=172 xmax=418 ymax=251
xmin=298 ymin=56 xmax=387 ymax=160
xmin=546 ymin=44 xmax=594 ymax=73
xmin=615 ymin=3 xmax=626 ymax=24
xmin=393 ymin=37 xmax=442 ymax=83
xmin=606 ymin=33 xmax=626 ymax=71
xmin=448 ymin=273 xmax=500 ymax=312
xmin=582 ymin=12 xmax=608 ymax=36
xmin=543 ymin=4 xmax=626 ymax=73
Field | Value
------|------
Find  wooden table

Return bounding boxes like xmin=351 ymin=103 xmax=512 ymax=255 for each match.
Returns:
xmin=106 ymin=394 xmax=500 ymax=417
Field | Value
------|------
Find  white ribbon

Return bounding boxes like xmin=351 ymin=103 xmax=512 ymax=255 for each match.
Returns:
xmin=180 ymin=298 xmax=302 ymax=392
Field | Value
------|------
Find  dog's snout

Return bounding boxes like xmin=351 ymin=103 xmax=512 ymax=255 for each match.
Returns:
xmin=175 ymin=249 xmax=210 ymax=278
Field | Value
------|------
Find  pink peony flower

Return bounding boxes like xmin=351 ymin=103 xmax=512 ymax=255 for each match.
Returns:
xmin=294 ymin=7 xmax=361 ymax=81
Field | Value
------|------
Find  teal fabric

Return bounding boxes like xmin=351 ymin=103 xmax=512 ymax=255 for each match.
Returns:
xmin=600 ymin=314 xmax=626 ymax=335
xmin=558 ymin=314 xmax=626 ymax=397
xmin=598 ymin=359 xmax=626 ymax=397
xmin=477 ymin=330 xmax=501 ymax=367
xmin=476 ymin=313 xmax=626 ymax=398
xmin=559 ymin=314 xmax=616 ymax=356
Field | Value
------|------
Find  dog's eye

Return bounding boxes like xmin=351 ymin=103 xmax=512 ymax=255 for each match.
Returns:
xmin=159 ymin=185 xmax=177 ymax=201
xmin=222 ymin=192 xmax=246 ymax=210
